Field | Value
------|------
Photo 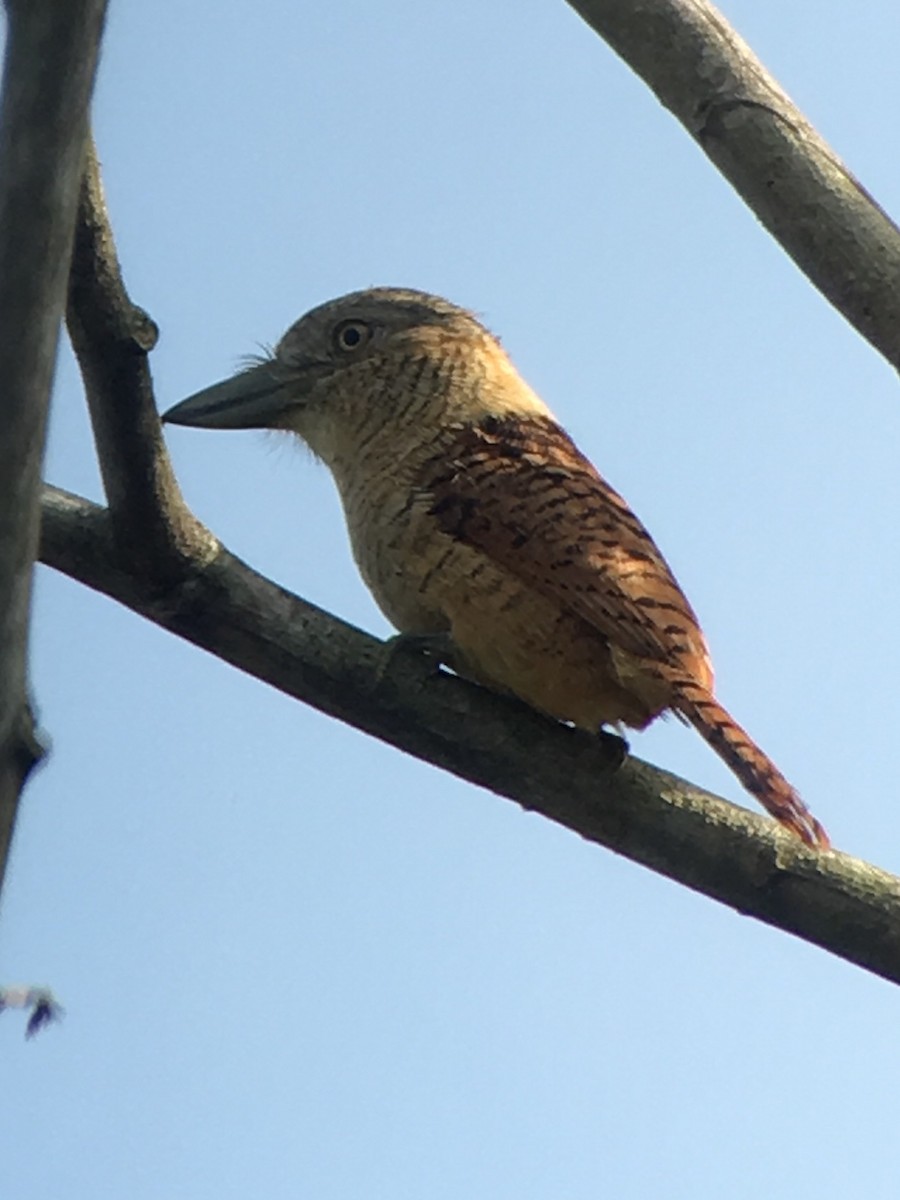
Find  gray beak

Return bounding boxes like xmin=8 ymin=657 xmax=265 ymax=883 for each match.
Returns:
xmin=162 ymin=361 xmax=300 ymax=430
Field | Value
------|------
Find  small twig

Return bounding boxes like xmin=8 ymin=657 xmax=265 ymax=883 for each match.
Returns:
xmin=0 ymin=985 xmax=64 ymax=1038
xmin=66 ymin=137 xmax=210 ymax=579
xmin=565 ymin=0 xmax=900 ymax=370
xmin=39 ymin=485 xmax=900 ymax=987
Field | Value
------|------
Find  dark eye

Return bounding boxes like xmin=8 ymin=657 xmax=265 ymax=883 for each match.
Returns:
xmin=333 ymin=319 xmax=371 ymax=353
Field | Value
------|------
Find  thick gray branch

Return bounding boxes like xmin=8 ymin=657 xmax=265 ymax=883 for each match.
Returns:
xmin=565 ymin=0 xmax=900 ymax=370
xmin=0 ymin=0 xmax=108 ymax=894
xmin=40 ymin=486 xmax=900 ymax=987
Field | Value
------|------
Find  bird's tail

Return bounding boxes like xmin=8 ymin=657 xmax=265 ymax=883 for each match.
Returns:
xmin=676 ymin=685 xmax=829 ymax=849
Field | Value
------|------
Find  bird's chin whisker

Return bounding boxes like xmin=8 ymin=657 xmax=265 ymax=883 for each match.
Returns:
xmin=236 ymin=349 xmax=273 ymax=371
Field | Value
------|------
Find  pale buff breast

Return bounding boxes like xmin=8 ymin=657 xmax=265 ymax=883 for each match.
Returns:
xmin=336 ymin=467 xmax=670 ymax=731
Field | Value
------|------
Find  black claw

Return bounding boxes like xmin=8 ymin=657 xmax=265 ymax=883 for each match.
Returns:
xmin=376 ymin=632 xmax=457 ymax=683
xmin=597 ymin=728 xmax=629 ymax=769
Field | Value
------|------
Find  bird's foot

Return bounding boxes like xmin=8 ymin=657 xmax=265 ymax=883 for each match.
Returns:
xmin=596 ymin=727 xmax=629 ymax=769
xmin=375 ymin=631 xmax=457 ymax=683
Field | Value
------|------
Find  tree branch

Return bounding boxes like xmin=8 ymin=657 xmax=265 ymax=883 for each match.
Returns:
xmin=40 ymin=485 xmax=900 ymax=987
xmin=0 ymin=0 xmax=108 ymax=895
xmin=565 ymin=0 xmax=900 ymax=371
xmin=66 ymin=136 xmax=211 ymax=578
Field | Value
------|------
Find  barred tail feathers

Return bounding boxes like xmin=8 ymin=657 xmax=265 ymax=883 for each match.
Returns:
xmin=676 ymin=686 xmax=829 ymax=848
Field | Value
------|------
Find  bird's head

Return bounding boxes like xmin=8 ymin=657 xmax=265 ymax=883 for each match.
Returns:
xmin=162 ymin=287 xmax=552 ymax=465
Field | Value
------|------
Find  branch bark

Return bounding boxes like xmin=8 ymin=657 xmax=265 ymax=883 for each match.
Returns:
xmin=39 ymin=485 xmax=900 ymax=985
xmin=0 ymin=0 xmax=108 ymax=894
xmin=66 ymin=138 xmax=210 ymax=577
xmin=565 ymin=0 xmax=900 ymax=371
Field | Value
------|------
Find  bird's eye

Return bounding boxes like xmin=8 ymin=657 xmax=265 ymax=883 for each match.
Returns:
xmin=333 ymin=320 xmax=371 ymax=353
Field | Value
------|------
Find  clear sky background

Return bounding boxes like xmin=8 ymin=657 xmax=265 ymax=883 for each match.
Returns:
xmin=4 ymin=3 xmax=900 ymax=1196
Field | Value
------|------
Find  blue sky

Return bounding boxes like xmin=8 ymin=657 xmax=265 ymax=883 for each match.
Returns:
xmin=5 ymin=3 xmax=900 ymax=1196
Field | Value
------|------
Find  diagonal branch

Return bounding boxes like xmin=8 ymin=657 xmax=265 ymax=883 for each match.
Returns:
xmin=40 ymin=485 xmax=900 ymax=987
xmin=66 ymin=137 xmax=211 ymax=578
xmin=0 ymin=0 xmax=108 ymax=896
xmin=565 ymin=0 xmax=900 ymax=370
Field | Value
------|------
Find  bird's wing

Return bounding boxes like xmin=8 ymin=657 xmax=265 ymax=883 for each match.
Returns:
xmin=421 ymin=415 xmax=711 ymax=674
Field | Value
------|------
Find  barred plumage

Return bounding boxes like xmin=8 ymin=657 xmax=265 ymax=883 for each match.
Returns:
xmin=163 ymin=286 xmax=829 ymax=848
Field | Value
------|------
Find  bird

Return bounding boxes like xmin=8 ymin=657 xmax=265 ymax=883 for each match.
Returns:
xmin=162 ymin=286 xmax=829 ymax=848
